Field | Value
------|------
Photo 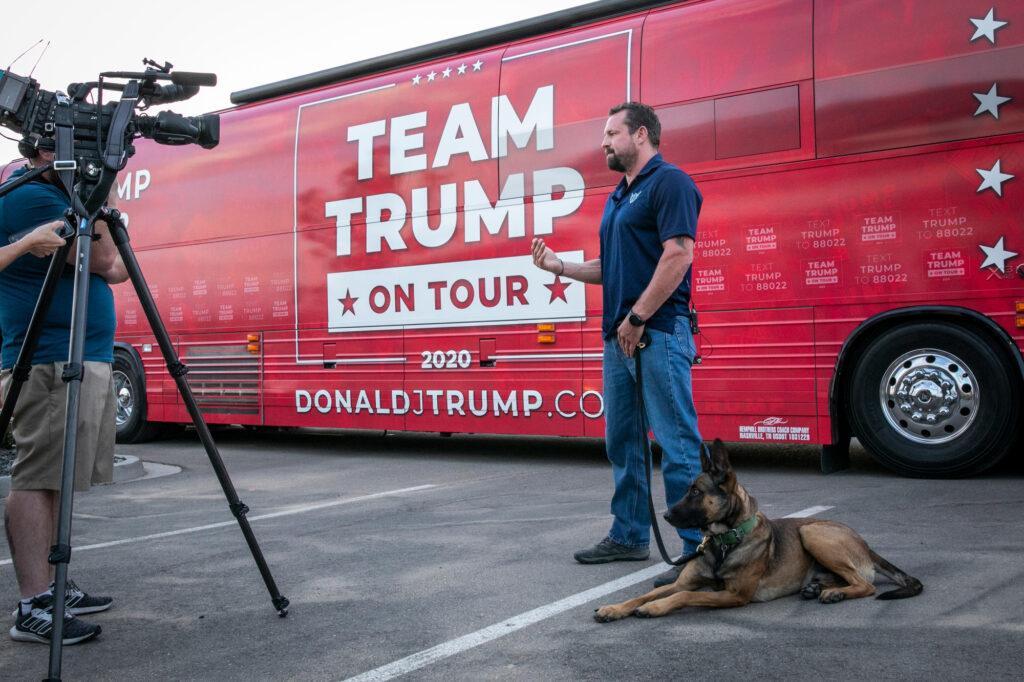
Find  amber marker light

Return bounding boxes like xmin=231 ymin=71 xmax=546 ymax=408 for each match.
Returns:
xmin=537 ymin=323 xmax=556 ymax=343
xmin=246 ymin=333 xmax=260 ymax=354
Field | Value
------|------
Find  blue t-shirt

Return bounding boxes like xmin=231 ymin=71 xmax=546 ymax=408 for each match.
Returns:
xmin=599 ymin=153 xmax=701 ymax=339
xmin=0 ymin=167 xmax=116 ymax=368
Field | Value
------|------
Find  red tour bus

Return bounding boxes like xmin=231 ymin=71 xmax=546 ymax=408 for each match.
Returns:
xmin=95 ymin=0 xmax=1022 ymax=477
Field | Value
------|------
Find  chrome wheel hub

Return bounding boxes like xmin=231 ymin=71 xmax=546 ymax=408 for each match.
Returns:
xmin=112 ymin=370 xmax=134 ymax=427
xmin=880 ymin=349 xmax=977 ymax=444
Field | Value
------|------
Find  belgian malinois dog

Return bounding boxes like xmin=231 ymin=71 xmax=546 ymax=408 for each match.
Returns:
xmin=594 ymin=439 xmax=922 ymax=622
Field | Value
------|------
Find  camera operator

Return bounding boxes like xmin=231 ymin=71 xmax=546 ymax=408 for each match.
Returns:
xmin=0 ymin=136 xmax=128 ymax=645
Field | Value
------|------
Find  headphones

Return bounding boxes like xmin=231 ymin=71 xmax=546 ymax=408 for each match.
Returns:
xmin=17 ymin=136 xmax=55 ymax=160
xmin=17 ymin=138 xmax=38 ymax=159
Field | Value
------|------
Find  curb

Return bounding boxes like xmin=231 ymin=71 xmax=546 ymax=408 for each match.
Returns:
xmin=112 ymin=454 xmax=145 ymax=483
xmin=0 ymin=453 xmax=144 ymax=498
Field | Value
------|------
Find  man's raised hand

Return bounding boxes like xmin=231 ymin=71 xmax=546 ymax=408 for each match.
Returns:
xmin=531 ymin=237 xmax=560 ymax=273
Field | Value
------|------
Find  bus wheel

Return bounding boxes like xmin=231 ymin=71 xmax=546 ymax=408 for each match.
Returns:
xmin=114 ymin=352 xmax=162 ymax=443
xmin=847 ymin=322 xmax=1019 ymax=478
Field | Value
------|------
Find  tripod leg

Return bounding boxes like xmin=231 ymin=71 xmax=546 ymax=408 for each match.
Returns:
xmin=106 ymin=216 xmax=289 ymax=617
xmin=0 ymin=239 xmax=74 ymax=436
xmin=48 ymin=217 xmax=95 ymax=680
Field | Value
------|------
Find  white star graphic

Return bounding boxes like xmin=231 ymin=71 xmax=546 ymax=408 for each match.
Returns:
xmin=979 ymin=237 xmax=1018 ymax=272
xmin=427 ymin=71 xmax=437 ymax=82
xmin=472 ymin=59 xmax=483 ymax=71
xmin=973 ymin=83 xmax=1011 ymax=118
xmin=970 ymin=8 xmax=1008 ymax=44
xmin=411 ymin=74 xmax=421 ymax=85
xmin=442 ymin=67 xmax=452 ymax=78
xmin=976 ymin=160 xmax=1014 ymax=196
xmin=457 ymin=63 xmax=467 ymax=75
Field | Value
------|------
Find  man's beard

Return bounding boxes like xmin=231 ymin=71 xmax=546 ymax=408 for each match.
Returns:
xmin=605 ymin=147 xmax=635 ymax=173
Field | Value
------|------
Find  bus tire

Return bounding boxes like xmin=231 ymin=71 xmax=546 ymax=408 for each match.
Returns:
xmin=847 ymin=322 xmax=1019 ymax=478
xmin=113 ymin=351 xmax=163 ymax=443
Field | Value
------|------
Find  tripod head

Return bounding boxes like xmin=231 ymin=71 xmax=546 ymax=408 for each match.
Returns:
xmin=0 ymin=58 xmax=219 ymax=215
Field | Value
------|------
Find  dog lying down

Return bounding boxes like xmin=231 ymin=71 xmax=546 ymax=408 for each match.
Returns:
xmin=595 ymin=439 xmax=923 ymax=622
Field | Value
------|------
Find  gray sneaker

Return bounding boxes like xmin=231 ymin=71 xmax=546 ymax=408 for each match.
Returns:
xmin=10 ymin=598 xmax=101 ymax=645
xmin=10 ymin=580 xmax=113 ymax=617
xmin=574 ymin=537 xmax=649 ymax=564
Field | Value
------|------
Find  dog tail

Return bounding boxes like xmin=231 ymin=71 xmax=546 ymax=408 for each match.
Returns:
xmin=870 ymin=550 xmax=923 ymax=600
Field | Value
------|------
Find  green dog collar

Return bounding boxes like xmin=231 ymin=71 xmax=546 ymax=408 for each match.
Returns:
xmin=709 ymin=514 xmax=758 ymax=548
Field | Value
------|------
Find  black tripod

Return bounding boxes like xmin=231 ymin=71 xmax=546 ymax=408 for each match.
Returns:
xmin=0 ymin=169 xmax=288 ymax=680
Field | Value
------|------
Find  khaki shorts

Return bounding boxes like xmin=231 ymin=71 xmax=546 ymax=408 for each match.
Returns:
xmin=1 ymin=361 xmax=116 ymax=492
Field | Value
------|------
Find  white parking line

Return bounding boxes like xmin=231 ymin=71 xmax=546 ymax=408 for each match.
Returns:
xmin=344 ymin=505 xmax=834 ymax=682
xmin=785 ymin=505 xmax=834 ymax=518
xmin=0 ymin=484 xmax=437 ymax=568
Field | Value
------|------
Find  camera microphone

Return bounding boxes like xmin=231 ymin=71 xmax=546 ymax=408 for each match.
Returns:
xmin=170 ymin=71 xmax=217 ymax=87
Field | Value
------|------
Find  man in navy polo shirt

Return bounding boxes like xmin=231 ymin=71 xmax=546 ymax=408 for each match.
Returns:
xmin=532 ymin=102 xmax=702 ymax=585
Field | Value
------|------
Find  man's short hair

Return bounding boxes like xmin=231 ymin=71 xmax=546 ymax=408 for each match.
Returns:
xmin=608 ymin=102 xmax=661 ymax=148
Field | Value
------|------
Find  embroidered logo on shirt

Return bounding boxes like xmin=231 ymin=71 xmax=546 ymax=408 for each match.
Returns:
xmin=629 ymin=190 xmax=643 ymax=204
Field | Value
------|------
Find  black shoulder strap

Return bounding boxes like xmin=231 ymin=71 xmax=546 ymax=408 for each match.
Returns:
xmin=52 ymin=93 xmax=77 ymax=200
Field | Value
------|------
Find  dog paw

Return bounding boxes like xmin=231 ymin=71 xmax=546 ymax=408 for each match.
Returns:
xmin=594 ymin=606 xmax=626 ymax=623
xmin=801 ymin=583 xmax=822 ymax=600
xmin=634 ymin=603 xmax=670 ymax=618
xmin=818 ymin=589 xmax=846 ymax=604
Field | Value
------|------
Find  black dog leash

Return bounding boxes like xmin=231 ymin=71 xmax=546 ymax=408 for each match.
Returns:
xmin=634 ymin=332 xmax=703 ymax=568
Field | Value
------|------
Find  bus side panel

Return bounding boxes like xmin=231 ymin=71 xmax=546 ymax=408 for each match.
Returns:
xmin=815 ymin=0 xmax=1024 ymax=157
xmin=112 ymin=0 xmax=1024 ymax=446
xmin=403 ymin=322 xmax=585 ymax=436
xmin=121 ymin=98 xmax=298 ymax=250
xmin=689 ymin=139 xmax=1024 ymax=445
xmin=265 ymin=327 xmax=406 ymax=431
xmin=642 ymin=0 xmax=815 ymax=175
xmin=690 ymin=307 xmax=817 ymax=444
xmin=114 ymin=90 xmax=304 ymax=427
xmin=643 ymin=0 xmax=812 ymax=104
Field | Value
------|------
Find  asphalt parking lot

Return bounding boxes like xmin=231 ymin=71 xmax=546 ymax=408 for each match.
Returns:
xmin=1 ymin=429 xmax=1022 ymax=681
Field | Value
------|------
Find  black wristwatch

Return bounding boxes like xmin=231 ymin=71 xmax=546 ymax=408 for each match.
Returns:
xmin=627 ymin=310 xmax=646 ymax=327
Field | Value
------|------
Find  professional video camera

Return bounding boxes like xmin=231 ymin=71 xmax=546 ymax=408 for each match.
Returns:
xmin=0 ymin=60 xmax=286 ymax=679
xmin=0 ymin=58 xmax=218 ymax=211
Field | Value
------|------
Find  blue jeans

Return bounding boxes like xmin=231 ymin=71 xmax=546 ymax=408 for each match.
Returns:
xmin=603 ymin=317 xmax=702 ymax=551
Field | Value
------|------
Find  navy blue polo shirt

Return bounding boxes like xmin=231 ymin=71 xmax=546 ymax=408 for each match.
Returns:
xmin=0 ymin=167 xmax=116 ymax=368
xmin=599 ymin=153 xmax=701 ymax=339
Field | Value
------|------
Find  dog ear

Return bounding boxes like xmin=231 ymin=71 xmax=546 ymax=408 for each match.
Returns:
xmin=700 ymin=444 xmax=713 ymax=473
xmin=709 ymin=439 xmax=733 ymax=484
